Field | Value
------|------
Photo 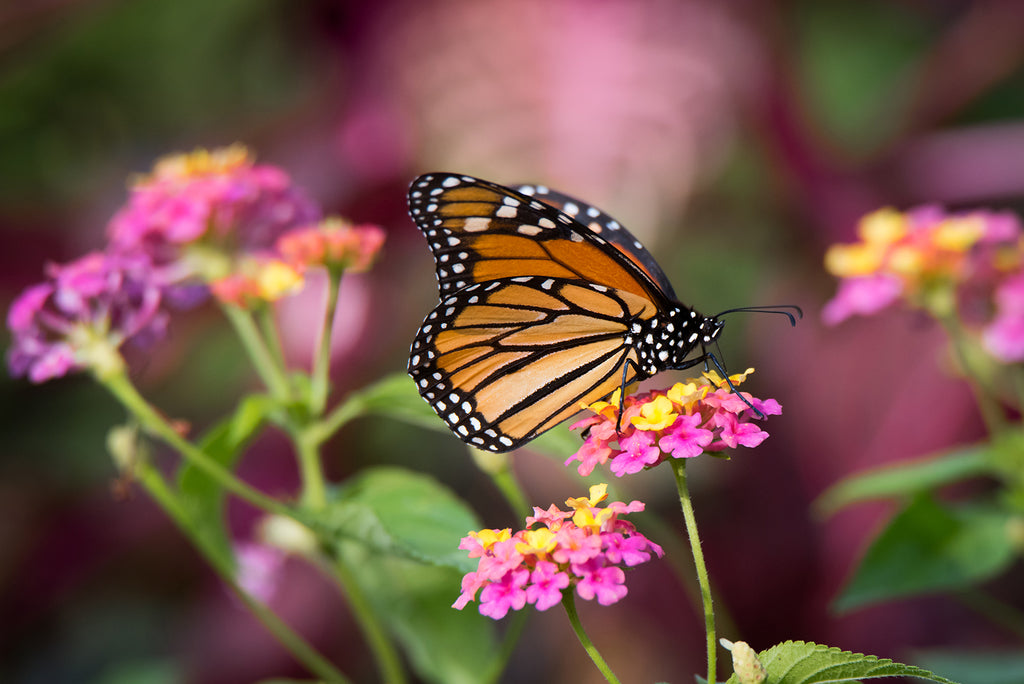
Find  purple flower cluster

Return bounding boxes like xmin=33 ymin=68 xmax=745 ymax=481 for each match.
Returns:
xmin=7 ymin=146 xmax=322 ymax=383
xmin=454 ymin=484 xmax=663 ymax=619
xmin=8 ymin=252 xmax=167 ymax=382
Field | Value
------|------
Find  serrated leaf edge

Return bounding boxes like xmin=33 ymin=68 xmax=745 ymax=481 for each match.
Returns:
xmin=759 ymin=640 xmax=959 ymax=684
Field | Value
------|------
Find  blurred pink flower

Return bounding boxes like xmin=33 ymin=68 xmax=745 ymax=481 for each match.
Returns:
xmin=235 ymin=543 xmax=287 ymax=604
xmin=821 ymin=274 xmax=904 ymax=326
xmin=342 ymin=0 xmax=759 ymax=237
xmin=983 ymin=271 xmax=1024 ymax=362
xmin=7 ymin=252 xmax=167 ymax=382
xmin=108 ymin=145 xmax=320 ymax=299
xmin=823 ymin=205 xmax=1024 ymax=324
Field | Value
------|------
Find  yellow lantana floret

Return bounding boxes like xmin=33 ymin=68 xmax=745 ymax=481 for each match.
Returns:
xmin=257 ymin=260 xmax=305 ymax=301
xmin=858 ymin=207 xmax=908 ymax=245
xmin=824 ymin=242 xmax=886 ymax=278
xmin=148 ymin=144 xmax=251 ymax=182
xmin=470 ymin=528 xmax=511 ymax=551
xmin=516 ymin=527 xmax=558 ymax=558
xmin=932 ymin=216 xmax=984 ymax=252
xmin=566 ymin=483 xmax=608 ymax=511
xmin=631 ymin=395 xmax=678 ymax=430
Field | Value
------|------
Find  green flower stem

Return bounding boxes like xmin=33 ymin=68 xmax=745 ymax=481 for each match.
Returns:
xmin=601 ymin=480 xmax=738 ymax=640
xmin=469 ymin=448 xmax=531 ymax=521
xmin=293 ymin=426 xmax=327 ymax=511
xmin=956 ymin=587 xmax=1024 ymax=641
xmin=562 ymin=592 xmax=621 ymax=684
xmin=101 ymin=370 xmax=298 ymax=522
xmin=938 ymin=314 xmax=1006 ymax=434
xmin=257 ymin=305 xmax=289 ymax=373
xmin=311 ymin=271 xmax=342 ymax=416
xmin=1011 ymin=366 xmax=1024 ymax=419
xmin=638 ymin=507 xmax=739 ymax=642
xmin=671 ymin=459 xmax=717 ymax=684
xmin=318 ymin=555 xmax=409 ymax=684
xmin=222 ymin=303 xmax=293 ymax=401
xmin=316 ymin=390 xmax=367 ymax=443
xmin=136 ymin=462 xmax=350 ymax=683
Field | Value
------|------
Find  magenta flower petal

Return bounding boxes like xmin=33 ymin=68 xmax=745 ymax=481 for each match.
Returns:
xmin=609 ymin=430 xmax=661 ymax=476
xmin=456 ymin=486 xmax=662 ymax=618
xmin=526 ymin=561 xmax=570 ymax=611
xmin=575 ymin=565 xmax=628 ymax=606
xmin=478 ymin=569 xmax=529 ymax=619
xmin=7 ymin=252 xmax=167 ymax=383
xmin=822 ymin=274 xmax=903 ymax=325
xmin=658 ymin=413 xmax=714 ymax=459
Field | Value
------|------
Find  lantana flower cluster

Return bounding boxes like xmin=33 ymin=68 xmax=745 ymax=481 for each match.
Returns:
xmin=823 ymin=205 xmax=1024 ymax=362
xmin=565 ymin=369 xmax=780 ymax=477
xmin=7 ymin=252 xmax=167 ymax=382
xmin=7 ymin=145 xmax=384 ymax=383
xmin=454 ymin=484 xmax=663 ymax=619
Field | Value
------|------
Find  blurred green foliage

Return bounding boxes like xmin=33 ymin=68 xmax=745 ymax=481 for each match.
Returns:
xmin=0 ymin=0 xmax=315 ymax=207
xmin=789 ymin=1 xmax=930 ymax=155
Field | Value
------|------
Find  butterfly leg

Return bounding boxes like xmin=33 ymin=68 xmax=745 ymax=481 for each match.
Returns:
xmin=705 ymin=352 xmax=766 ymax=419
xmin=614 ymin=357 xmax=643 ymax=435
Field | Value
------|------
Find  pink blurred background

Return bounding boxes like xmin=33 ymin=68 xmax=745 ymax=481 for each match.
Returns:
xmin=2 ymin=1 xmax=1023 ymax=681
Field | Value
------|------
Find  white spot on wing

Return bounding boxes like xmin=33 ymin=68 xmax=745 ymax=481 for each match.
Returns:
xmin=464 ymin=217 xmax=491 ymax=232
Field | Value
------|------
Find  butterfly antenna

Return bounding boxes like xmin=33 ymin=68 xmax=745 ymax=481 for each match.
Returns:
xmin=715 ymin=304 xmax=803 ymax=327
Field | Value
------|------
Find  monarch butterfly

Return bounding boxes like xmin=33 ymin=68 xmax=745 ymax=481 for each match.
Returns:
xmin=407 ymin=173 xmax=799 ymax=452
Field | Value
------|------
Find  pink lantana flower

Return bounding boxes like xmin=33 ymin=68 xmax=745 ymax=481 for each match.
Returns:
xmin=823 ymin=205 xmax=1024 ymax=324
xmin=107 ymin=145 xmax=320 ymax=300
xmin=983 ymin=271 xmax=1024 ymax=362
xmin=565 ymin=369 xmax=780 ymax=477
xmin=235 ymin=542 xmax=287 ymax=604
xmin=454 ymin=484 xmax=663 ymax=618
xmin=276 ymin=218 xmax=386 ymax=275
xmin=7 ymin=252 xmax=167 ymax=383
xmin=527 ymin=561 xmax=571 ymax=611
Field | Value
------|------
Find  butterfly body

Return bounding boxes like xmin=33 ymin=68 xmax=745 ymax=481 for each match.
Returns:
xmin=406 ymin=173 xmax=733 ymax=453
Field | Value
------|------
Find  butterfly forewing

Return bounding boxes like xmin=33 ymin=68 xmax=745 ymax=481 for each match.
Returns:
xmin=407 ymin=276 xmax=656 ymax=452
xmin=514 ymin=184 xmax=678 ymax=300
xmin=408 ymin=174 xmax=672 ymax=306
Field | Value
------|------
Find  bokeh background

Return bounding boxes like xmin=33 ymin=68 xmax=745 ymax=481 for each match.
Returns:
xmin=3 ymin=1 xmax=1024 ymax=682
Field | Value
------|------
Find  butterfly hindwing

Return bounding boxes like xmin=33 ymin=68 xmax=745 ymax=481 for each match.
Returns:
xmin=407 ymin=276 xmax=658 ymax=452
xmin=408 ymin=173 xmax=672 ymax=307
xmin=514 ymin=183 xmax=678 ymax=300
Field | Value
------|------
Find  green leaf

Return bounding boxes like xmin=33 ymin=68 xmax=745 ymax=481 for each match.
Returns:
xmin=527 ymin=424 xmax=584 ymax=459
xmin=835 ymin=494 xmax=1014 ymax=612
xmin=791 ymin=3 xmax=927 ymax=155
xmin=815 ymin=445 xmax=993 ymax=517
xmin=356 ymin=371 xmax=589 ymax=460
xmin=176 ymin=393 xmax=277 ymax=569
xmin=319 ymin=466 xmax=496 ymax=684
xmin=357 ymin=372 xmax=442 ymax=431
xmin=336 ymin=539 xmax=498 ymax=684
xmin=321 ymin=466 xmax=482 ymax=573
xmin=724 ymin=640 xmax=959 ymax=684
xmin=913 ymin=650 xmax=1024 ymax=684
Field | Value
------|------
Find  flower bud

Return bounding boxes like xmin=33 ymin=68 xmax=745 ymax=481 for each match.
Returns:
xmin=721 ymin=639 xmax=766 ymax=684
xmin=258 ymin=514 xmax=320 ymax=556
